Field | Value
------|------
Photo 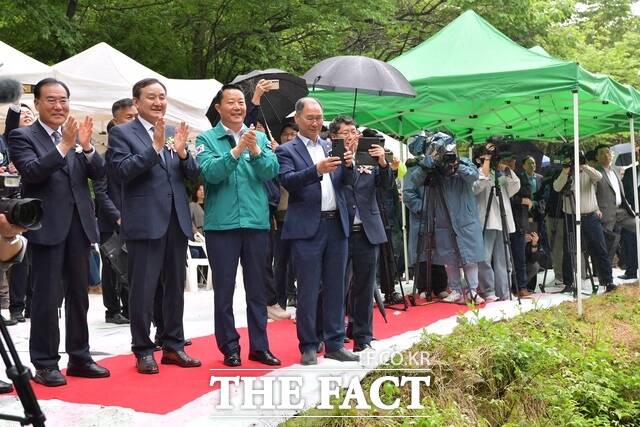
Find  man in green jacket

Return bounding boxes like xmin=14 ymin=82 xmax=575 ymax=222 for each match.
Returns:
xmin=196 ymin=83 xmax=281 ymax=367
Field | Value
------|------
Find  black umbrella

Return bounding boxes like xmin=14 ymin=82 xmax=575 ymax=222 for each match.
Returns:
xmin=303 ymin=55 xmax=416 ymax=119
xmin=206 ymin=69 xmax=308 ymax=140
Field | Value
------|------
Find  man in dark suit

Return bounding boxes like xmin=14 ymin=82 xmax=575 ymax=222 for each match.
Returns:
xmin=329 ymin=119 xmax=393 ymax=352
xmin=95 ymin=98 xmax=138 ymax=325
xmin=276 ymin=97 xmax=358 ymax=365
xmin=8 ymin=78 xmax=109 ymax=387
xmin=594 ymin=144 xmax=635 ymax=265
xmin=107 ymin=78 xmax=200 ymax=374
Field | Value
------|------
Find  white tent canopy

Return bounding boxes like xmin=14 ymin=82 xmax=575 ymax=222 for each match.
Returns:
xmin=52 ymin=42 xmax=220 ymax=131
xmin=0 ymin=40 xmax=53 ymax=84
xmin=1 ymin=41 xmax=220 ymax=131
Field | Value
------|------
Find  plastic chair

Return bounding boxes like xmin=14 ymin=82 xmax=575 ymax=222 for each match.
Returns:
xmin=186 ymin=233 xmax=213 ymax=292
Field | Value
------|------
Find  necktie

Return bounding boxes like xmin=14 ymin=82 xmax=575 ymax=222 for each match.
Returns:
xmin=52 ymin=131 xmax=61 ymax=145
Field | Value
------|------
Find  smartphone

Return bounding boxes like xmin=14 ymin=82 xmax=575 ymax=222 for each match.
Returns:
xmin=268 ymin=79 xmax=280 ymax=90
xmin=385 ymin=150 xmax=394 ymax=164
xmin=356 ymin=137 xmax=385 ymax=152
xmin=22 ymin=84 xmax=33 ymax=94
xmin=331 ymin=138 xmax=345 ymax=160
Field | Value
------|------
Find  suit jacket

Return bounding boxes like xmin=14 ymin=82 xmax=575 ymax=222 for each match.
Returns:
xmin=106 ymin=118 xmax=199 ymax=241
xmin=345 ymin=164 xmax=393 ymax=245
xmin=8 ymin=121 xmax=105 ymax=245
xmin=93 ymin=169 xmax=122 ymax=234
xmin=596 ymin=165 xmax=634 ymax=230
xmin=276 ymin=135 xmax=352 ymax=240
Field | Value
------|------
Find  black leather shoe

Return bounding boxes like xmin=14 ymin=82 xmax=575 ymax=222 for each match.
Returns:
xmin=33 ymin=368 xmax=66 ymax=387
xmin=1 ymin=317 xmax=17 ymax=326
xmin=10 ymin=312 xmax=25 ymax=323
xmin=185 ymin=339 xmax=192 ymax=346
xmin=325 ymin=348 xmax=359 ymax=362
xmin=223 ymin=352 xmax=241 ymax=367
xmin=301 ymin=350 xmax=317 ymax=365
xmin=161 ymin=350 xmax=201 ymax=367
xmin=136 ymin=355 xmax=159 ymax=374
xmin=605 ymin=283 xmax=618 ymax=293
xmin=353 ymin=343 xmax=373 ymax=352
xmin=0 ymin=380 xmax=13 ymax=394
xmin=619 ymin=274 xmax=637 ymax=280
xmin=248 ymin=350 xmax=281 ymax=366
xmin=67 ymin=361 xmax=110 ymax=378
xmin=560 ymin=285 xmax=575 ymax=294
xmin=105 ymin=313 xmax=129 ymax=324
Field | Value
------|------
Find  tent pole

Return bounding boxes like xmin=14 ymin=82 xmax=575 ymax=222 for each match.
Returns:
xmin=629 ymin=116 xmax=640 ymax=279
xmin=573 ymin=91 xmax=583 ymax=317
xmin=399 ymin=117 xmax=410 ymax=290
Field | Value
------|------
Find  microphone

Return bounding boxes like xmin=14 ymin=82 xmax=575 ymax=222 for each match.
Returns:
xmin=0 ymin=78 xmax=23 ymax=104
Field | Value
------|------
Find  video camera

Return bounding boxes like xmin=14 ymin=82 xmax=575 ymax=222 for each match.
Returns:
xmin=408 ymin=131 xmax=459 ymax=176
xmin=557 ymin=145 xmax=586 ymax=168
xmin=472 ymin=136 xmax=513 ymax=169
xmin=0 ymin=175 xmax=43 ymax=230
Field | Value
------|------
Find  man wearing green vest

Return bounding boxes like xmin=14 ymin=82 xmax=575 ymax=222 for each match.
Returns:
xmin=196 ymin=84 xmax=281 ymax=367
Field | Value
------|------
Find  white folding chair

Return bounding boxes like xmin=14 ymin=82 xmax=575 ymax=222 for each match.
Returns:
xmin=185 ymin=232 xmax=213 ymax=292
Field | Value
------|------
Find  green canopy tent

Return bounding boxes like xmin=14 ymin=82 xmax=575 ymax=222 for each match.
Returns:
xmin=312 ymin=10 xmax=640 ymax=314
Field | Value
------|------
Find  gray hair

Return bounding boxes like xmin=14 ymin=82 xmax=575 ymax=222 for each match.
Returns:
xmin=294 ymin=97 xmax=323 ymax=115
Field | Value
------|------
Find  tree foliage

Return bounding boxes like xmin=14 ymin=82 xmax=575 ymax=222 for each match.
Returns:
xmin=0 ymin=0 xmax=638 ymax=91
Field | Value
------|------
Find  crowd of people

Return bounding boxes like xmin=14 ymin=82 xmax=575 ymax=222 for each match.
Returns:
xmin=0 ymin=76 xmax=637 ymax=390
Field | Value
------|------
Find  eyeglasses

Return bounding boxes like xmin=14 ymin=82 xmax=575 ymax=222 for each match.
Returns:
xmin=302 ymin=116 xmax=323 ymax=123
xmin=338 ymin=129 xmax=360 ymax=137
xmin=44 ymin=97 xmax=68 ymax=106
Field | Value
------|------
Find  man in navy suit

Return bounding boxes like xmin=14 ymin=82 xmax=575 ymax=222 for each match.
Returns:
xmin=107 ymin=78 xmax=200 ymax=374
xmin=9 ymin=78 xmax=109 ymax=387
xmin=276 ymin=97 xmax=359 ymax=365
xmin=329 ymin=118 xmax=393 ymax=352
xmin=95 ymin=98 xmax=138 ymax=325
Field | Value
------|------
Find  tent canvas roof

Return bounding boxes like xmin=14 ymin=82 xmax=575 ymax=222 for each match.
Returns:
xmin=314 ymin=10 xmax=640 ymax=142
xmin=0 ymin=40 xmax=53 ymax=84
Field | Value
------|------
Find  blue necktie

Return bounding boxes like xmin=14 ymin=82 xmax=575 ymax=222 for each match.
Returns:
xmin=52 ymin=131 xmax=61 ymax=145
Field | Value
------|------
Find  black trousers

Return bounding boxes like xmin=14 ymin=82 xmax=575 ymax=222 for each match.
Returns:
xmin=264 ymin=227 xmax=278 ymax=307
xmin=206 ymin=228 xmax=270 ymax=356
xmin=128 ymin=208 xmax=187 ymax=357
xmin=9 ymin=245 xmax=30 ymax=315
xmin=346 ymin=230 xmax=378 ymax=347
xmin=100 ymin=231 xmax=129 ymax=318
xmin=29 ymin=208 xmax=92 ymax=369
xmin=273 ymin=222 xmax=295 ymax=308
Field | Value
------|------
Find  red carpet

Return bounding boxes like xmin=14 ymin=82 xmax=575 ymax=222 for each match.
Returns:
xmin=26 ymin=302 xmax=468 ymax=414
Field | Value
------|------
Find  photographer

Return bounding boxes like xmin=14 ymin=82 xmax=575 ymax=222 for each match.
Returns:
xmin=0 ymin=214 xmax=27 ymax=393
xmin=553 ymin=149 xmax=614 ymax=293
xmin=473 ymin=141 xmax=521 ymax=301
xmin=408 ymin=132 xmax=485 ymax=304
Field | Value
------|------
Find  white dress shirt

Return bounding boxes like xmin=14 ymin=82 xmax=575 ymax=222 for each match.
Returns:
xmin=38 ymin=119 xmax=94 ymax=160
xmin=221 ymin=123 xmax=246 ymax=159
xmin=605 ymin=167 xmax=622 ymax=207
xmin=298 ymin=133 xmax=337 ymax=211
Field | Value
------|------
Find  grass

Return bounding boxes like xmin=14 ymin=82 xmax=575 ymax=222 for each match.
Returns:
xmin=283 ymin=285 xmax=640 ymax=426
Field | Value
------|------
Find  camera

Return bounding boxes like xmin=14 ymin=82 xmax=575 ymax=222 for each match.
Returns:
xmin=0 ymin=175 xmax=43 ymax=230
xmin=409 ymin=132 xmax=459 ymax=176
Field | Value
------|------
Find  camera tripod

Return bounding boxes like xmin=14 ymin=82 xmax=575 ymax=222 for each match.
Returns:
xmin=481 ymin=167 xmax=521 ymax=305
xmin=410 ymin=168 xmax=476 ymax=305
xmin=376 ymin=187 xmax=408 ymax=311
xmin=0 ymin=314 xmax=45 ymax=426
xmin=556 ymin=172 xmax=598 ymax=296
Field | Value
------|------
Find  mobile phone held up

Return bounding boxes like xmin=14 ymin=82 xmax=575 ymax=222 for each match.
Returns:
xmin=268 ymin=79 xmax=280 ymax=90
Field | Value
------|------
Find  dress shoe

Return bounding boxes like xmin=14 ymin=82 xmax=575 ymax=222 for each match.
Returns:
xmin=560 ymin=285 xmax=575 ymax=294
xmin=518 ymin=289 xmax=532 ymax=298
xmin=223 ymin=352 xmax=241 ymax=367
xmin=33 ymin=368 xmax=66 ymax=387
xmin=185 ymin=339 xmax=192 ymax=346
xmin=316 ymin=342 xmax=325 ymax=354
xmin=325 ymin=348 xmax=359 ymax=362
xmin=136 ymin=355 xmax=159 ymax=374
xmin=605 ymin=283 xmax=618 ymax=293
xmin=619 ymin=273 xmax=637 ymax=280
xmin=67 ymin=361 xmax=110 ymax=378
xmin=10 ymin=312 xmax=25 ymax=323
xmin=161 ymin=350 xmax=201 ymax=368
xmin=105 ymin=313 xmax=129 ymax=324
xmin=301 ymin=350 xmax=317 ymax=366
xmin=353 ymin=343 xmax=373 ymax=353
xmin=1 ymin=317 xmax=17 ymax=326
xmin=0 ymin=380 xmax=13 ymax=394
xmin=287 ymin=296 xmax=297 ymax=308
xmin=267 ymin=304 xmax=291 ymax=320
xmin=248 ymin=350 xmax=281 ymax=366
